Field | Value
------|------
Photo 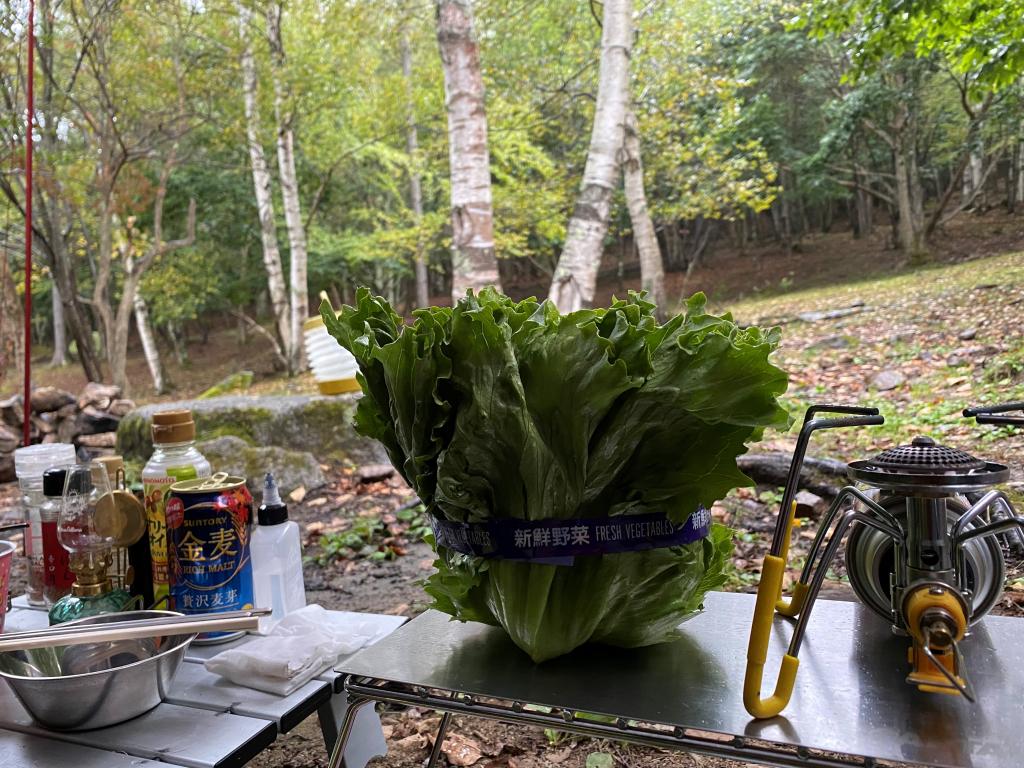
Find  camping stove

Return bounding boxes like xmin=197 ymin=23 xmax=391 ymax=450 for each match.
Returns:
xmin=744 ymin=402 xmax=1024 ymax=719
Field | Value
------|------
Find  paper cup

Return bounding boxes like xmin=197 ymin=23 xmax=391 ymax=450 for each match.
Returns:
xmin=0 ymin=540 xmax=15 ymax=633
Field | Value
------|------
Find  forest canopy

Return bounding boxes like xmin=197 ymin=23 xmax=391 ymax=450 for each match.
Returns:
xmin=1 ymin=0 xmax=1022 ymax=390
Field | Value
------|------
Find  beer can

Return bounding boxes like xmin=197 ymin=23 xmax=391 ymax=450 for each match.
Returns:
xmin=167 ymin=475 xmax=254 ymax=643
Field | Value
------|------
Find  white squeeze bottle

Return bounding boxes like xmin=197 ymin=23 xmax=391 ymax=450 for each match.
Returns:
xmin=251 ymin=472 xmax=306 ymax=633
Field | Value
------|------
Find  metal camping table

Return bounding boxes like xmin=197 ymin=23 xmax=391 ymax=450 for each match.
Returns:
xmin=329 ymin=590 xmax=1024 ymax=768
xmin=0 ymin=598 xmax=406 ymax=768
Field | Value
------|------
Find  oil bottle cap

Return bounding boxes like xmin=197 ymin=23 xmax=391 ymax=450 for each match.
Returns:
xmin=258 ymin=472 xmax=289 ymax=526
xmin=151 ymin=410 xmax=196 ymax=444
xmin=43 ymin=467 xmax=70 ymax=497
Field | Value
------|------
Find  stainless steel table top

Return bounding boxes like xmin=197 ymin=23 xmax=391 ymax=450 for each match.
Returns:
xmin=339 ymin=591 xmax=1024 ymax=768
xmin=1 ymin=601 xmax=403 ymax=767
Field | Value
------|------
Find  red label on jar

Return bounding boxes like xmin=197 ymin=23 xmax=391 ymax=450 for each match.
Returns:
xmin=42 ymin=520 xmax=75 ymax=591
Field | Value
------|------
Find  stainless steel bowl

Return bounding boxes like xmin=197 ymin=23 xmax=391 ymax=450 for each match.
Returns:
xmin=0 ymin=610 xmax=195 ymax=730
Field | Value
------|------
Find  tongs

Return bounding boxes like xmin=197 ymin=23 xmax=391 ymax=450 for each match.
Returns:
xmin=0 ymin=609 xmax=270 ymax=652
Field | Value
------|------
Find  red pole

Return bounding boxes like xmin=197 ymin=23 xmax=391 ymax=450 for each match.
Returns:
xmin=22 ymin=0 xmax=34 ymax=447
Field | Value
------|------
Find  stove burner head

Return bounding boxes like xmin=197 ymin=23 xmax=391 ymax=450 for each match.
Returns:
xmin=868 ymin=436 xmax=987 ymax=474
xmin=848 ymin=435 xmax=1009 ymax=493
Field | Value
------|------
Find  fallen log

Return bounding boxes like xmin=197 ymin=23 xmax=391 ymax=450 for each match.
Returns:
xmin=737 ymin=452 xmax=849 ymax=497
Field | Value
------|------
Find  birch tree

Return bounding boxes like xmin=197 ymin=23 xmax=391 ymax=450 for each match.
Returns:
xmin=435 ymin=0 xmax=501 ymax=299
xmin=50 ymin=284 xmax=67 ymax=367
xmin=265 ymin=1 xmax=308 ymax=371
xmin=107 ymin=155 xmax=196 ymax=390
xmin=402 ymin=29 xmax=429 ymax=308
xmin=119 ymin=239 xmax=166 ymax=394
xmin=548 ymin=0 xmax=631 ymax=312
xmin=238 ymin=1 xmax=290 ymax=363
xmin=622 ymin=110 xmax=666 ymax=315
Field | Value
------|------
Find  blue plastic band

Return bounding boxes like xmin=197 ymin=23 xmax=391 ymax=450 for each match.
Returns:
xmin=430 ymin=507 xmax=711 ymax=563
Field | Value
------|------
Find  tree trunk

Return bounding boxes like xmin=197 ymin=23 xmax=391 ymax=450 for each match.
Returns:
xmin=168 ymin=322 xmax=189 ymax=366
xmin=850 ymin=165 xmax=874 ymax=240
xmin=1016 ymin=127 xmax=1024 ymax=210
xmin=108 ymin=170 xmax=194 ymax=390
xmin=132 ymin=288 xmax=165 ymax=394
xmin=27 ymin=0 xmax=103 ymax=382
xmin=621 ymin=111 xmax=666 ymax=316
xmin=547 ymin=0 xmax=631 ymax=312
xmin=435 ymin=0 xmax=501 ymax=300
xmin=35 ymin=199 xmax=102 ymax=380
xmin=0 ymin=247 xmax=24 ymax=385
xmin=893 ymin=133 xmax=926 ymax=258
xmin=50 ymin=280 xmax=67 ymax=367
xmin=401 ymin=31 xmax=429 ymax=308
xmin=266 ymin=2 xmax=308 ymax=373
xmin=238 ymin=2 xmax=290 ymax=356
xmin=962 ymin=115 xmax=985 ymax=211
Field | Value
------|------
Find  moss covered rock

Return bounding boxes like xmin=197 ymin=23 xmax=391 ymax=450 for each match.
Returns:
xmin=116 ymin=394 xmax=386 ymax=466
xmin=195 ymin=435 xmax=325 ymax=496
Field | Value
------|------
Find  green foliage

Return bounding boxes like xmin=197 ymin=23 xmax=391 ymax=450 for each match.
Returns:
xmin=635 ymin=0 xmax=780 ymax=222
xmin=3 ymin=0 xmax=1022 ymax=372
xmin=311 ymin=503 xmax=432 ymax=566
xmin=803 ymin=0 xmax=1024 ymax=95
xmin=312 ymin=516 xmax=388 ymax=565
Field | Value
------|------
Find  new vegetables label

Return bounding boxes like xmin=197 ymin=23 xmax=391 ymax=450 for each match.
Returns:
xmin=321 ymin=288 xmax=789 ymax=662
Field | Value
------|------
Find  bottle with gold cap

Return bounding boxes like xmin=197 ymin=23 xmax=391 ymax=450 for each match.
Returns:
xmin=142 ymin=410 xmax=211 ymax=607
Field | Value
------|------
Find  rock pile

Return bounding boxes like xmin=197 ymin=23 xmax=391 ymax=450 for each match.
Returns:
xmin=0 ymin=383 xmax=135 ymax=481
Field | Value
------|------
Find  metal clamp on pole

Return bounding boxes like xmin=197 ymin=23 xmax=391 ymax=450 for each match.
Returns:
xmin=963 ymin=402 xmax=1024 ymax=426
xmin=769 ymin=405 xmax=884 ymax=615
xmin=745 ymin=405 xmax=884 ymax=719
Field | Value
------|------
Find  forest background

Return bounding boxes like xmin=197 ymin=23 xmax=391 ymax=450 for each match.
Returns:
xmin=1 ymin=0 xmax=1022 ymax=397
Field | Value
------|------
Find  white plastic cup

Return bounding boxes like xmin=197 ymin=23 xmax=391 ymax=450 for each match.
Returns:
xmin=303 ymin=317 xmax=360 ymax=395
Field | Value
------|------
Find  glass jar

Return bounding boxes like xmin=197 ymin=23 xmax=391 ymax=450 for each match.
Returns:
xmin=13 ymin=444 xmax=77 ymax=606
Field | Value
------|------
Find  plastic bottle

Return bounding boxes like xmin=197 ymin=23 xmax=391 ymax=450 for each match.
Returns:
xmin=251 ymin=473 xmax=306 ymax=633
xmin=41 ymin=467 xmax=76 ymax=607
xmin=13 ymin=444 xmax=77 ymax=606
xmin=141 ymin=410 xmax=211 ymax=607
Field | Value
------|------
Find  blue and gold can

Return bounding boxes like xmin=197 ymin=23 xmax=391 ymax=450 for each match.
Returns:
xmin=167 ymin=475 xmax=254 ymax=643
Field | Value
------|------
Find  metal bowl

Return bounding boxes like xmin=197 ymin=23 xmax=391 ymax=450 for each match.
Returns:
xmin=0 ymin=610 xmax=195 ymax=730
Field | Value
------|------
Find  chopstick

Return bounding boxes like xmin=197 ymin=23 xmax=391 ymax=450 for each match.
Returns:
xmin=4 ymin=609 xmax=269 ymax=640
xmin=0 ymin=609 xmax=270 ymax=652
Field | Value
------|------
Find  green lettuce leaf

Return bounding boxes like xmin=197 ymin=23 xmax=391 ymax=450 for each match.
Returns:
xmin=322 ymin=289 xmax=789 ymax=662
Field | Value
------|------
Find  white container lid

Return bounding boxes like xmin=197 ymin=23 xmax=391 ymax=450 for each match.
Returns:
xmin=14 ymin=443 xmax=77 ymax=479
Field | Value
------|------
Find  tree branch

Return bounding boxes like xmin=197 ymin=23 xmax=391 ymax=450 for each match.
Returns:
xmin=229 ymin=309 xmax=288 ymax=370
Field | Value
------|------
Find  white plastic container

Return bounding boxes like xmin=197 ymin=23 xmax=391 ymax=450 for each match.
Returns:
xmin=13 ymin=444 xmax=77 ymax=606
xmin=303 ymin=316 xmax=359 ymax=395
xmin=251 ymin=473 xmax=306 ymax=633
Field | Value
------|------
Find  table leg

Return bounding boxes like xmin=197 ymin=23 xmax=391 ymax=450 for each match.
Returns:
xmin=326 ymin=696 xmax=374 ymax=768
xmin=319 ymin=693 xmax=388 ymax=768
xmin=425 ymin=712 xmax=452 ymax=768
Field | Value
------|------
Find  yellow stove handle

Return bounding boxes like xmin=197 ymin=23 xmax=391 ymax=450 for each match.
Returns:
xmin=773 ymin=501 xmax=806 ymax=617
xmin=744 ymin=554 xmax=800 ymax=718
